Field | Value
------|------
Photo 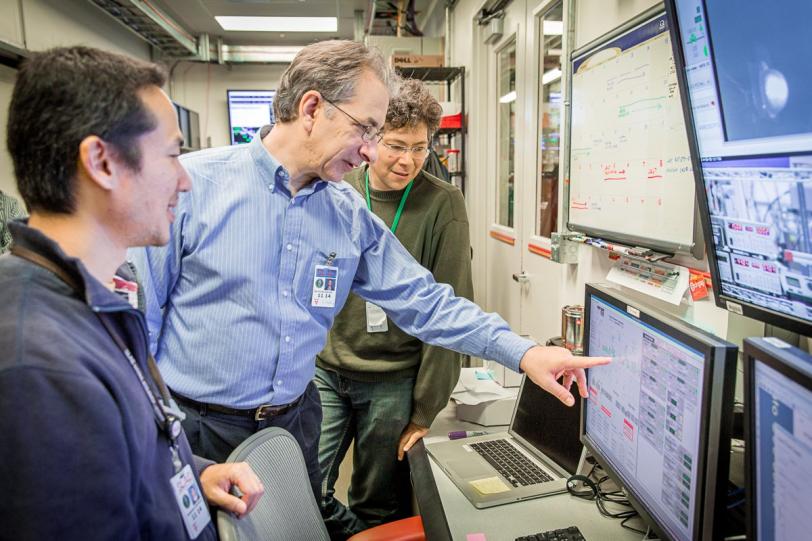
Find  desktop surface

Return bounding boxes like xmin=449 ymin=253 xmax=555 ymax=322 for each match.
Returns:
xmin=420 ymin=403 xmax=642 ymax=541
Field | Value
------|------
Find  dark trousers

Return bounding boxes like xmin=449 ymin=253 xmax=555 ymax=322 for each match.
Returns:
xmin=177 ymin=381 xmax=323 ymax=503
xmin=315 ymin=367 xmax=414 ymax=540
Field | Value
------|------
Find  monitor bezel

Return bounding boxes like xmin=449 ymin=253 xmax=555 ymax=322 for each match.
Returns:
xmin=580 ymin=283 xmax=737 ymax=541
xmin=226 ymin=89 xmax=277 ymax=145
xmin=743 ymin=337 xmax=812 ymax=541
xmin=663 ymin=0 xmax=812 ymax=337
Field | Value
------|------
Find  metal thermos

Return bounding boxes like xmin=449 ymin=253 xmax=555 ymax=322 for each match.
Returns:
xmin=561 ymin=305 xmax=584 ymax=355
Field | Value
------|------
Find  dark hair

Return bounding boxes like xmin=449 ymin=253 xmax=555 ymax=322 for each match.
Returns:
xmin=6 ymin=46 xmax=167 ymax=214
xmin=385 ymin=78 xmax=443 ymax=138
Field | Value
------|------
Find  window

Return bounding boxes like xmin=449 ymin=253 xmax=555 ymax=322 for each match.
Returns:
xmin=536 ymin=3 xmax=563 ymax=237
xmin=497 ymin=40 xmax=517 ymax=228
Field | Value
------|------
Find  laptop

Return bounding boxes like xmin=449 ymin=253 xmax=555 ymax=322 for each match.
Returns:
xmin=426 ymin=375 xmax=583 ymax=508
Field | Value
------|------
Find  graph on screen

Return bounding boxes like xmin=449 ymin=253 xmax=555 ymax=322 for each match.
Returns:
xmin=568 ymin=11 xmax=698 ymax=254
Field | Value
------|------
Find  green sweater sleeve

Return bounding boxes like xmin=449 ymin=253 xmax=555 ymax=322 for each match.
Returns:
xmin=410 ymin=190 xmax=474 ymax=428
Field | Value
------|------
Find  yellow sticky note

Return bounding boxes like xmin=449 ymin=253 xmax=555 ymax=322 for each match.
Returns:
xmin=469 ymin=477 xmax=510 ymax=495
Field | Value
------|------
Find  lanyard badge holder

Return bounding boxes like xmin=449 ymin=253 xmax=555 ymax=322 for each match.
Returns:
xmin=363 ymin=171 xmax=414 ymax=333
xmin=11 ymin=245 xmax=212 ymax=538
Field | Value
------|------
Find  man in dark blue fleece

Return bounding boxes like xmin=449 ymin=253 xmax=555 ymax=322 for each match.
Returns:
xmin=0 ymin=47 xmax=264 ymax=540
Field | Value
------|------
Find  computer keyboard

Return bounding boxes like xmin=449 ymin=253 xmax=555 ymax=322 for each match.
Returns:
xmin=469 ymin=439 xmax=554 ymax=487
xmin=515 ymin=525 xmax=586 ymax=541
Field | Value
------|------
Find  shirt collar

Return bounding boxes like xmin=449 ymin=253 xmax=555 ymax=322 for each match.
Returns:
xmin=249 ymin=124 xmax=329 ymax=198
xmin=8 ymin=220 xmax=135 ymax=313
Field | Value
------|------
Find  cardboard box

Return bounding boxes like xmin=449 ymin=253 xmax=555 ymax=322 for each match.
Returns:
xmin=455 ymin=394 xmax=518 ymax=426
xmin=391 ymin=53 xmax=444 ymax=68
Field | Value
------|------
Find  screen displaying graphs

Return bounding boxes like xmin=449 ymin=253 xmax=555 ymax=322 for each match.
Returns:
xmin=754 ymin=360 xmax=812 ymax=541
xmin=568 ymin=12 xmax=696 ymax=253
xmin=585 ymin=295 xmax=704 ymax=541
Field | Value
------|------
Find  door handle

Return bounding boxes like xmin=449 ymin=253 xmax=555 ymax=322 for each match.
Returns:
xmin=512 ymin=271 xmax=529 ymax=283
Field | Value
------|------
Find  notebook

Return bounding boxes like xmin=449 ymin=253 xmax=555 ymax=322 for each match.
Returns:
xmin=426 ymin=375 xmax=583 ymax=508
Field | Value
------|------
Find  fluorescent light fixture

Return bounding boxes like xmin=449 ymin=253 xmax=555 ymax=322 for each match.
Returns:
xmin=221 ymin=45 xmax=304 ymax=63
xmin=215 ymin=16 xmax=338 ymax=32
xmin=542 ymin=20 xmax=563 ymax=35
xmin=541 ymin=68 xmax=562 ymax=85
xmin=499 ymin=90 xmax=517 ymax=104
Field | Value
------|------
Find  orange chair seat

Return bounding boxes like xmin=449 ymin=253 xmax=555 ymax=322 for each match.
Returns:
xmin=347 ymin=515 xmax=426 ymax=541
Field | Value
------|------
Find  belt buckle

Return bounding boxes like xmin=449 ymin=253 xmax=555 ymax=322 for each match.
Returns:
xmin=254 ymin=404 xmax=275 ymax=421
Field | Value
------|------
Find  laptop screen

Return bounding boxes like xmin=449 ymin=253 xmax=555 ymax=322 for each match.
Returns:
xmin=510 ymin=377 xmax=582 ymax=474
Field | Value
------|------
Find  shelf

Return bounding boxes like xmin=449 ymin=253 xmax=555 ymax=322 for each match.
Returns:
xmin=394 ymin=66 xmax=464 ymax=82
xmin=0 ymin=39 xmax=28 ymax=69
xmin=437 ymin=126 xmax=463 ymax=135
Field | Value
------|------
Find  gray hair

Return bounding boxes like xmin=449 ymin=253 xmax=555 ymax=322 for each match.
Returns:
xmin=273 ymin=40 xmax=398 ymax=122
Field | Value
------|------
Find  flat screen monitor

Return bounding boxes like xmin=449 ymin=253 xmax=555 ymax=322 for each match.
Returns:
xmin=581 ymin=284 xmax=737 ymax=541
xmin=227 ymin=90 xmax=276 ymax=145
xmin=666 ymin=0 xmax=812 ymax=335
xmin=187 ymin=109 xmax=200 ymax=150
xmin=744 ymin=337 xmax=812 ymax=541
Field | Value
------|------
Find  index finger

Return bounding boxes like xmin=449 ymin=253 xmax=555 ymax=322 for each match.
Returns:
xmin=561 ymin=355 xmax=611 ymax=370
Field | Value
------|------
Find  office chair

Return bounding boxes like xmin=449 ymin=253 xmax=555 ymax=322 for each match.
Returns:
xmin=217 ymin=427 xmax=329 ymax=541
xmin=217 ymin=427 xmax=426 ymax=541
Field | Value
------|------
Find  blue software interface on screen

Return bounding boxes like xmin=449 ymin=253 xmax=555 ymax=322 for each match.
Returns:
xmin=754 ymin=360 xmax=812 ymax=541
xmin=585 ymin=296 xmax=704 ymax=541
xmin=673 ymin=0 xmax=812 ymax=323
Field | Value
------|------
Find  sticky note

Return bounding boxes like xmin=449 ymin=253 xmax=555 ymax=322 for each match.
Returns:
xmin=469 ymin=476 xmax=510 ymax=494
xmin=466 ymin=534 xmax=487 ymax=541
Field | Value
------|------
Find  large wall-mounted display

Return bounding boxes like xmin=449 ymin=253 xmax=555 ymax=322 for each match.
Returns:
xmin=667 ymin=0 xmax=812 ymax=334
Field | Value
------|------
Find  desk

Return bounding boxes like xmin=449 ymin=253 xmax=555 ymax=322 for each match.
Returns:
xmin=412 ymin=402 xmax=643 ymax=541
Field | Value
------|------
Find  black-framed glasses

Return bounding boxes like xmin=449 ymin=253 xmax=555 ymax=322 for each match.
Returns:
xmin=323 ymin=97 xmax=384 ymax=143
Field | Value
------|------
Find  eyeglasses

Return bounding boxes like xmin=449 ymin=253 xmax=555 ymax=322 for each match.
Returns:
xmin=381 ymin=141 xmax=430 ymax=160
xmin=323 ymin=97 xmax=384 ymax=143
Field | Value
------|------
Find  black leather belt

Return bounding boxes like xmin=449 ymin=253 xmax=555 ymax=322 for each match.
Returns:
xmin=173 ymin=392 xmax=304 ymax=421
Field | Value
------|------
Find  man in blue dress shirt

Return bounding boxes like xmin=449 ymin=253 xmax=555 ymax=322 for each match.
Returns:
xmin=131 ymin=40 xmax=609 ymax=510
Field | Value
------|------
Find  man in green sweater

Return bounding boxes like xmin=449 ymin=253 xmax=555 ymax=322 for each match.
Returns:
xmin=316 ymin=79 xmax=470 ymax=538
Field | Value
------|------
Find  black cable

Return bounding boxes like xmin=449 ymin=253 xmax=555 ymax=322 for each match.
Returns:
xmin=619 ymin=515 xmax=649 ymax=536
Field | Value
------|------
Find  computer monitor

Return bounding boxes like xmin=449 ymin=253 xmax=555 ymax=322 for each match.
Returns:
xmin=581 ymin=284 xmax=737 ymax=541
xmin=227 ymin=90 xmax=276 ymax=145
xmin=743 ymin=337 xmax=812 ymax=541
xmin=187 ymin=109 xmax=201 ymax=150
xmin=666 ymin=0 xmax=812 ymax=335
xmin=171 ymin=102 xmax=201 ymax=151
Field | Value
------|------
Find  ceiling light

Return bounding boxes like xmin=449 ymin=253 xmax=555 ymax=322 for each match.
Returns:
xmin=542 ymin=20 xmax=563 ymax=35
xmin=499 ymin=90 xmax=517 ymax=104
xmin=215 ymin=16 xmax=338 ymax=32
xmin=541 ymin=68 xmax=562 ymax=85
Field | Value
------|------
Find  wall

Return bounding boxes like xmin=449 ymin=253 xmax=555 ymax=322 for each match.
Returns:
xmin=168 ymin=62 xmax=287 ymax=149
xmin=0 ymin=0 xmax=151 ymax=200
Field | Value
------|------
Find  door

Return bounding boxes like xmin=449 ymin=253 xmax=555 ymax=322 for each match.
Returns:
xmin=515 ymin=0 xmax=575 ymax=347
xmin=478 ymin=0 xmax=528 ymax=384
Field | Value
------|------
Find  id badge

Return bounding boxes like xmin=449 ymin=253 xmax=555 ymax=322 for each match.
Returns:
xmin=311 ymin=265 xmax=338 ymax=308
xmin=170 ymin=464 xmax=211 ymax=539
xmin=365 ymin=301 xmax=388 ymax=333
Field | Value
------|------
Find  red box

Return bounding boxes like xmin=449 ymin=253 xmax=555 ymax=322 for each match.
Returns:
xmin=439 ymin=113 xmax=462 ymax=130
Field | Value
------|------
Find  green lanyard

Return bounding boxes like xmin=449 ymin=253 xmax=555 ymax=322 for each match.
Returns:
xmin=365 ymin=170 xmax=414 ymax=234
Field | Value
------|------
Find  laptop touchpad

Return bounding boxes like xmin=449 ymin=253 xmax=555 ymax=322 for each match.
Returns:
xmin=447 ymin=458 xmax=490 ymax=480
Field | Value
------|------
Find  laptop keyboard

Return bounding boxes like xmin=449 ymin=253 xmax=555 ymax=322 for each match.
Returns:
xmin=469 ymin=439 xmax=554 ymax=487
xmin=516 ymin=526 xmax=586 ymax=541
